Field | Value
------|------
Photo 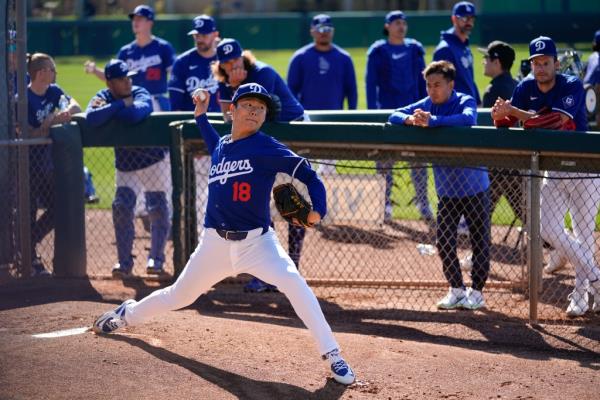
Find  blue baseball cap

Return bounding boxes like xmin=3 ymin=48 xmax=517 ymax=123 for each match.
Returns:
xmin=216 ymin=38 xmax=243 ymax=63
xmin=187 ymin=15 xmax=216 ymax=35
xmin=452 ymin=1 xmax=476 ymax=17
xmin=232 ymin=83 xmax=274 ymax=117
xmin=528 ymin=36 xmax=557 ymax=60
xmin=385 ymin=10 xmax=406 ymax=24
xmin=594 ymin=30 xmax=600 ymax=45
xmin=311 ymin=14 xmax=334 ymax=32
xmin=129 ymin=5 xmax=154 ymax=21
xmin=104 ymin=59 xmax=136 ymax=80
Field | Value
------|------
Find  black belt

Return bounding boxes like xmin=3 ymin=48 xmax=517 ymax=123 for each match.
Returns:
xmin=215 ymin=227 xmax=268 ymax=241
xmin=216 ymin=229 xmax=248 ymax=241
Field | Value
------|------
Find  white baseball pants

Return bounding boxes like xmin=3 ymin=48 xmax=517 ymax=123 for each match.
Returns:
xmin=123 ymin=227 xmax=339 ymax=356
xmin=540 ymin=173 xmax=600 ymax=289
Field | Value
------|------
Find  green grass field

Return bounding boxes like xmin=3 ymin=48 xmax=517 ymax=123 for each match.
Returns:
xmin=55 ymin=43 xmax=594 ymax=224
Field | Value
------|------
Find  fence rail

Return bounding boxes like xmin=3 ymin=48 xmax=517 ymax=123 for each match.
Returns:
xmin=2 ymin=113 xmax=600 ymax=330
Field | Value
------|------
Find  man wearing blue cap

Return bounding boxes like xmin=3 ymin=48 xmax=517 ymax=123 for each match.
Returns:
xmin=433 ymin=1 xmax=480 ymax=106
xmin=366 ymin=10 xmax=433 ymax=223
xmin=492 ymin=36 xmax=600 ymax=317
xmin=168 ymin=15 xmax=220 ymax=113
xmin=85 ymin=4 xmax=176 ymax=232
xmin=92 ymin=83 xmax=356 ymax=386
xmin=212 ymin=38 xmax=309 ymax=293
xmin=287 ymin=14 xmax=357 ymax=111
xmin=85 ymin=5 xmax=176 ymax=111
xmin=85 ymin=60 xmax=172 ymax=278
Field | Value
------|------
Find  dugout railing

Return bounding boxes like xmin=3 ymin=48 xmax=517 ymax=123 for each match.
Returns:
xmin=4 ymin=111 xmax=600 ymax=327
xmin=171 ymin=116 xmax=600 ymax=325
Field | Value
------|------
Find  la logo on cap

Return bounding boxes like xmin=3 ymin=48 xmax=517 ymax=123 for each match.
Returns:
xmin=120 ymin=63 xmax=127 ymax=72
xmin=222 ymin=44 xmax=234 ymax=54
xmin=534 ymin=40 xmax=546 ymax=51
xmin=249 ymin=84 xmax=261 ymax=92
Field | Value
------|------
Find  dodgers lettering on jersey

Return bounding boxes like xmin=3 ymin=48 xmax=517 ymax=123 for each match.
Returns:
xmin=117 ymin=37 xmax=176 ymax=95
xmin=194 ymin=115 xmax=327 ymax=231
xmin=85 ymin=86 xmax=167 ymax=171
xmin=433 ymin=29 xmax=481 ymax=105
xmin=366 ymin=38 xmax=426 ymax=109
xmin=511 ymin=74 xmax=587 ymax=131
xmin=27 ymin=83 xmax=68 ymax=170
xmin=218 ymin=61 xmax=305 ymax=122
xmin=287 ymin=43 xmax=357 ymax=110
xmin=168 ymin=48 xmax=220 ymax=112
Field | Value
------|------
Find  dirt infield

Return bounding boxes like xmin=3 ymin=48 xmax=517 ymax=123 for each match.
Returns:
xmin=1 ymin=278 xmax=598 ymax=400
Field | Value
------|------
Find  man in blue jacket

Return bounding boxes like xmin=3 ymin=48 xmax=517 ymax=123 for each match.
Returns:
xmin=366 ymin=10 xmax=433 ymax=223
xmin=86 ymin=60 xmax=171 ymax=278
xmin=389 ymin=60 xmax=491 ymax=310
xmin=433 ymin=1 xmax=480 ymax=106
xmin=288 ymin=14 xmax=357 ymax=111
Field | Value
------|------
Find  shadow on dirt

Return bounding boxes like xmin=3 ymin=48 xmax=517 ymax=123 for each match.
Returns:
xmin=108 ymin=334 xmax=347 ymax=400
xmin=190 ymin=287 xmax=600 ymax=369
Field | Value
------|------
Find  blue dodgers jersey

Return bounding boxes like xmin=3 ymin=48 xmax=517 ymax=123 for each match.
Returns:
xmin=86 ymin=86 xmax=166 ymax=172
xmin=219 ymin=61 xmax=305 ymax=122
xmin=511 ymin=74 xmax=587 ymax=131
xmin=388 ymin=91 xmax=489 ymax=198
xmin=194 ymin=115 xmax=327 ymax=231
xmin=433 ymin=29 xmax=481 ymax=105
xmin=27 ymin=83 xmax=67 ymax=170
xmin=366 ymin=38 xmax=427 ymax=109
xmin=287 ymin=43 xmax=357 ymax=110
xmin=117 ymin=37 xmax=176 ymax=95
xmin=168 ymin=48 xmax=220 ymax=112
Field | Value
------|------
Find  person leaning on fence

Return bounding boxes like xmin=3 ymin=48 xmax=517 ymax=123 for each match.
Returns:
xmin=85 ymin=59 xmax=171 ymax=278
xmin=479 ymin=41 xmax=525 ymax=225
xmin=212 ymin=37 xmax=309 ymax=293
xmin=92 ymin=83 xmax=356 ymax=386
xmin=26 ymin=52 xmax=82 ymax=276
xmin=388 ymin=60 xmax=491 ymax=310
xmin=491 ymin=36 xmax=600 ymax=317
xmin=365 ymin=10 xmax=433 ymax=223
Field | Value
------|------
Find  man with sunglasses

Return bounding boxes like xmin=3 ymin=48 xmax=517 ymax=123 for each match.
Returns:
xmin=433 ymin=1 xmax=480 ymax=106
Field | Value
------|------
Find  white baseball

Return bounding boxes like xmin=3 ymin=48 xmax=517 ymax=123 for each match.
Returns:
xmin=193 ymin=88 xmax=207 ymax=102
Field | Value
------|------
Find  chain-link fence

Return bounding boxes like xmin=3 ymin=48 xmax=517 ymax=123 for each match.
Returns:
xmin=0 ymin=138 xmax=56 ymax=280
xmin=178 ymin=132 xmax=600 ymax=327
xmin=83 ymin=146 xmax=175 ymax=279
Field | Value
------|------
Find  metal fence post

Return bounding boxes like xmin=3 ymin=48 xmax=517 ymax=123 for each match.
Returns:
xmin=527 ymin=152 xmax=542 ymax=324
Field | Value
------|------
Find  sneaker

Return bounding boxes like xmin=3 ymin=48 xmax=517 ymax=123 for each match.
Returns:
xmin=464 ymin=288 xmax=485 ymax=310
xmin=243 ymin=277 xmax=278 ymax=293
xmin=146 ymin=258 xmax=164 ymax=275
xmin=93 ymin=299 xmax=136 ymax=334
xmin=111 ymin=263 xmax=132 ymax=278
xmin=436 ymin=287 xmax=466 ymax=309
xmin=544 ymin=250 xmax=567 ymax=274
xmin=566 ymin=289 xmax=589 ymax=317
xmin=323 ymin=348 xmax=355 ymax=385
xmin=31 ymin=257 xmax=51 ymax=277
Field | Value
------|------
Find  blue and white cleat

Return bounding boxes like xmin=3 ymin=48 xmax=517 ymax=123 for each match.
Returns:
xmin=323 ymin=348 xmax=355 ymax=385
xmin=93 ymin=299 xmax=136 ymax=334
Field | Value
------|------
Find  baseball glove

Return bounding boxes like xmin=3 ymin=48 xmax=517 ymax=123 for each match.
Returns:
xmin=273 ymin=183 xmax=313 ymax=227
xmin=523 ymin=109 xmax=576 ymax=131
